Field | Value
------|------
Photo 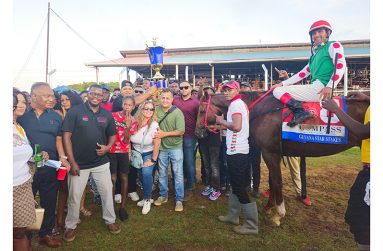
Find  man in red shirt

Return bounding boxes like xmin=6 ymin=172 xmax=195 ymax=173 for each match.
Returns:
xmin=100 ymin=84 xmax=113 ymax=112
xmin=172 ymin=81 xmax=200 ymax=200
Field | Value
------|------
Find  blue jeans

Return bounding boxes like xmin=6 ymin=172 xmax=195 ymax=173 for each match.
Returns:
xmin=158 ymin=148 xmax=184 ymax=202
xmin=140 ymin=152 xmax=155 ymax=199
xmin=183 ymin=137 xmax=197 ymax=190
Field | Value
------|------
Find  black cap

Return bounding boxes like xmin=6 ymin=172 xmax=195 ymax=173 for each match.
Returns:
xmin=240 ymin=82 xmax=252 ymax=88
xmin=121 ymin=80 xmax=133 ymax=88
xmin=100 ymin=84 xmax=110 ymax=92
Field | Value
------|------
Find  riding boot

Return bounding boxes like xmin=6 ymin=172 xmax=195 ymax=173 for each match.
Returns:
xmin=286 ymin=98 xmax=312 ymax=127
xmin=233 ymin=202 xmax=259 ymax=235
xmin=218 ymin=194 xmax=240 ymax=225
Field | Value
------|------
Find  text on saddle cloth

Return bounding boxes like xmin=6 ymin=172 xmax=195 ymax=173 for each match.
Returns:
xmin=281 ymin=96 xmax=348 ymax=144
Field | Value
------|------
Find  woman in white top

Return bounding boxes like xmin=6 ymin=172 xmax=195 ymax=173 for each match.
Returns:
xmin=130 ymin=101 xmax=160 ymax=215
xmin=13 ymin=88 xmax=48 ymax=251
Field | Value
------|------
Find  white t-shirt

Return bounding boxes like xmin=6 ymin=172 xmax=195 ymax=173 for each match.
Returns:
xmin=226 ymin=97 xmax=249 ymax=155
xmin=130 ymin=121 xmax=159 ymax=153
xmin=13 ymin=124 xmax=33 ymax=186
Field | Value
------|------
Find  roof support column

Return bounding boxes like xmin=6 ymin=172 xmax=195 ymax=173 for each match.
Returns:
xmin=193 ymin=75 xmax=196 ymax=88
xmin=126 ymin=67 xmax=130 ymax=81
xmin=262 ymin=64 xmax=268 ymax=91
xmin=344 ymin=66 xmax=348 ymax=96
xmin=185 ymin=66 xmax=189 ymax=81
xmin=270 ymin=63 xmax=273 ymax=86
xmin=175 ymin=65 xmax=179 ymax=80
xmin=211 ymin=64 xmax=214 ymax=87
xmin=96 ymin=67 xmax=99 ymax=84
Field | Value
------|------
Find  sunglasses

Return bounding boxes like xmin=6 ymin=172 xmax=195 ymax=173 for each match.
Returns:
xmin=179 ymin=86 xmax=189 ymax=90
xmin=143 ymin=108 xmax=155 ymax=111
xmin=135 ymin=90 xmax=144 ymax=94
xmin=88 ymin=92 xmax=103 ymax=98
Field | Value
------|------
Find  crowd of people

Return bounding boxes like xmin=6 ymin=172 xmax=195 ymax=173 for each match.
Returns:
xmin=12 ymin=19 xmax=370 ymax=250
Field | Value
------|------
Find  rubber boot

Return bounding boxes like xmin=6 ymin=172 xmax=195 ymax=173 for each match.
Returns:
xmin=286 ymin=98 xmax=313 ymax=127
xmin=233 ymin=202 xmax=259 ymax=235
xmin=218 ymin=194 xmax=240 ymax=225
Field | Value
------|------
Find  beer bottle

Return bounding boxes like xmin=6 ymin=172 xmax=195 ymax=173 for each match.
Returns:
xmin=34 ymin=144 xmax=44 ymax=168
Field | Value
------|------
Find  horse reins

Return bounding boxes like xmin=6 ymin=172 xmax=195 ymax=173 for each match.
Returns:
xmin=202 ymin=89 xmax=274 ymax=134
xmin=247 ymin=89 xmax=274 ymax=110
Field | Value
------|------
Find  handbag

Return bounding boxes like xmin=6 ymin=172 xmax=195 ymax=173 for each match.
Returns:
xmin=27 ymin=201 xmax=45 ymax=231
xmin=131 ymin=126 xmax=149 ymax=169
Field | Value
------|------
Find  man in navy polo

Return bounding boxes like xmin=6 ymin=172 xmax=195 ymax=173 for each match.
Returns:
xmin=62 ymin=84 xmax=120 ymax=242
xmin=18 ymin=82 xmax=70 ymax=248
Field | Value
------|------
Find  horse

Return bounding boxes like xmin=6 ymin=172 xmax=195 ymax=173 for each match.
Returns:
xmin=195 ymin=91 xmax=369 ymax=226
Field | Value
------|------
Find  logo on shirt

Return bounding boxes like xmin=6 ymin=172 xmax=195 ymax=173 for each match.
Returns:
xmin=82 ymin=115 xmax=89 ymax=121
xmin=97 ymin=117 xmax=107 ymax=123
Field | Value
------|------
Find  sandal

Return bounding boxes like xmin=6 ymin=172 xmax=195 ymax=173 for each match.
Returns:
xmin=80 ymin=208 xmax=92 ymax=217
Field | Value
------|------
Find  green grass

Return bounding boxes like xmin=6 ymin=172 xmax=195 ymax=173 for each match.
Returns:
xmin=34 ymin=147 xmax=361 ymax=251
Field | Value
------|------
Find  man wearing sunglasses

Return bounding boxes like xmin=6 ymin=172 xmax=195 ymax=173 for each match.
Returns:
xmin=172 ymin=81 xmax=200 ymax=201
xmin=133 ymin=86 xmax=145 ymax=97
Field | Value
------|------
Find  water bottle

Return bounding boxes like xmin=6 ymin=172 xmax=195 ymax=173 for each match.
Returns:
xmin=34 ymin=144 xmax=44 ymax=168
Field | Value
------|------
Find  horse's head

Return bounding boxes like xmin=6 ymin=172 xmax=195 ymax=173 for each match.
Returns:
xmin=195 ymin=94 xmax=229 ymax=138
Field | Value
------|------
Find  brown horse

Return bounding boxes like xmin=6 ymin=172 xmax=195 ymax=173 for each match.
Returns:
xmin=195 ymin=91 xmax=369 ymax=226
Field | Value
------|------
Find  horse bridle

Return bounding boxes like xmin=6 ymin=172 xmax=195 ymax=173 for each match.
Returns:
xmin=201 ymin=95 xmax=220 ymax=134
xmin=201 ymin=89 xmax=274 ymax=134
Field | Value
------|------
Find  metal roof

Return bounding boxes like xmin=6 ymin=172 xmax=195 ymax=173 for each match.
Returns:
xmin=86 ymin=39 xmax=369 ymax=68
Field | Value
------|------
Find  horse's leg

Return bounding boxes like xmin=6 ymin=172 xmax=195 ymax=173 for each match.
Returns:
xmin=262 ymin=150 xmax=285 ymax=226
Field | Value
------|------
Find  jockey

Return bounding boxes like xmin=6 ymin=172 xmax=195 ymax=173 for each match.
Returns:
xmin=273 ymin=20 xmax=346 ymax=127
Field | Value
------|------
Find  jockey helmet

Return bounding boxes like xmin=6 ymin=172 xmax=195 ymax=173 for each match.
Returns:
xmin=309 ymin=20 xmax=332 ymax=35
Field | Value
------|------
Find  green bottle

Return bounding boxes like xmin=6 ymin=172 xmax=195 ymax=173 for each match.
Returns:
xmin=34 ymin=144 xmax=44 ymax=168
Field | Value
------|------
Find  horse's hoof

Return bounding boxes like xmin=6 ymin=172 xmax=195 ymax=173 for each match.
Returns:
xmin=266 ymin=215 xmax=281 ymax=227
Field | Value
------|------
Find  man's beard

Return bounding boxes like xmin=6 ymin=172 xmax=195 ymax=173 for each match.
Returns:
xmin=89 ymin=101 xmax=99 ymax=108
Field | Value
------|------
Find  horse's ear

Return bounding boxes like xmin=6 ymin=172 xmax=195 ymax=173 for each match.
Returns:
xmin=200 ymin=93 xmax=208 ymax=102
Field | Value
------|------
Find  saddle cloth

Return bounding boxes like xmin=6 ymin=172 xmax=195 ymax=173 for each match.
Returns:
xmin=282 ymin=96 xmax=348 ymax=144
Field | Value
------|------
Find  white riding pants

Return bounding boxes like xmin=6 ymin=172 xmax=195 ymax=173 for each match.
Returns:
xmin=273 ymin=80 xmax=325 ymax=102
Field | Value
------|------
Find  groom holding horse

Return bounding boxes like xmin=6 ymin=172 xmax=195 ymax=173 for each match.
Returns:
xmin=272 ymin=20 xmax=347 ymax=127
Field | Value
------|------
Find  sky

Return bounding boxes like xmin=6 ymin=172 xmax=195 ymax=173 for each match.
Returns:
xmin=12 ymin=0 xmax=370 ymax=91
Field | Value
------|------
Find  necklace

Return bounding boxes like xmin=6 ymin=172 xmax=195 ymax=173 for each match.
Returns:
xmin=14 ymin=123 xmax=25 ymax=137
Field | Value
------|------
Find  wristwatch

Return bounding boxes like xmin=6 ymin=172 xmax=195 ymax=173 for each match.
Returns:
xmin=151 ymin=158 xmax=157 ymax=163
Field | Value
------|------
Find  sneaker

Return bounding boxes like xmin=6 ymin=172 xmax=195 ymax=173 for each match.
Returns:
xmin=298 ymin=195 xmax=312 ymax=206
xmin=39 ymin=234 xmax=62 ymax=247
xmin=175 ymin=201 xmax=183 ymax=212
xmin=201 ymin=186 xmax=214 ymax=196
xmin=262 ymin=189 xmax=270 ymax=198
xmin=154 ymin=196 xmax=168 ymax=206
xmin=209 ymin=190 xmax=222 ymax=201
xmin=106 ymin=223 xmax=121 ymax=234
xmin=63 ymin=229 xmax=76 ymax=242
xmin=114 ymin=194 xmax=122 ymax=204
xmin=118 ymin=208 xmax=129 ymax=221
xmin=142 ymin=199 xmax=152 ymax=215
xmin=137 ymin=198 xmax=154 ymax=207
xmin=128 ymin=192 xmax=140 ymax=201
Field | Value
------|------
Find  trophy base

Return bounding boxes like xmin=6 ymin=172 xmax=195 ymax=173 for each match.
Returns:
xmin=153 ymin=71 xmax=165 ymax=80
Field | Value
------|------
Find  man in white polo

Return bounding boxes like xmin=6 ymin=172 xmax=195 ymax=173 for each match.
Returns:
xmin=215 ymin=80 xmax=258 ymax=235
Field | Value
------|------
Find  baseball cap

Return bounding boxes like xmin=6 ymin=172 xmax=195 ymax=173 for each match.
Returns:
xmin=222 ymin=80 xmax=240 ymax=90
xmin=203 ymin=84 xmax=215 ymax=92
xmin=240 ymin=82 xmax=252 ymax=88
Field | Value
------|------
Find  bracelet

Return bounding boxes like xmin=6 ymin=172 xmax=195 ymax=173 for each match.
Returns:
xmin=151 ymin=158 xmax=157 ymax=163
xmin=60 ymin=156 xmax=68 ymax=160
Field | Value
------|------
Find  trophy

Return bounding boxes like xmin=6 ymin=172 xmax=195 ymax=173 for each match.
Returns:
xmin=146 ymin=38 xmax=168 ymax=104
